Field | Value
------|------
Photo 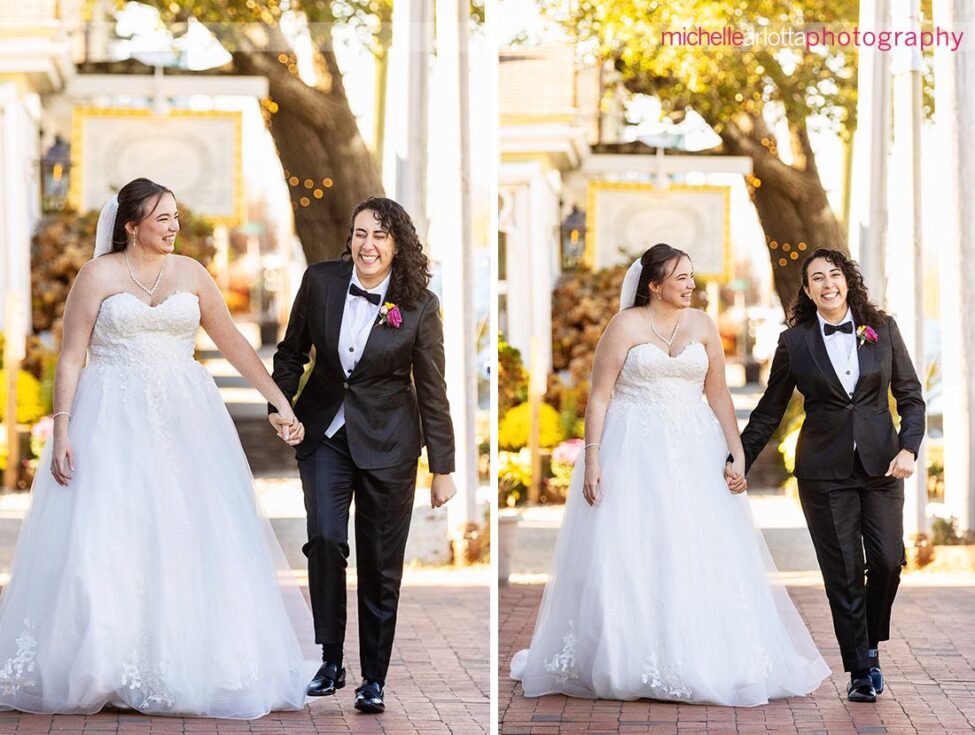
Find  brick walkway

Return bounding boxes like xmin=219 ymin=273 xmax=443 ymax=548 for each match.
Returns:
xmin=1 ymin=575 xmax=488 ymax=734
xmin=501 ymin=580 xmax=975 ymax=733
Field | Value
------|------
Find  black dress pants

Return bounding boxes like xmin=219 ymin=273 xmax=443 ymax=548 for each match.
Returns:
xmin=297 ymin=426 xmax=418 ymax=682
xmin=797 ymin=451 xmax=905 ymax=673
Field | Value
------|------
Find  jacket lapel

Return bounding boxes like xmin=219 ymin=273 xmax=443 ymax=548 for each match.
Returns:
xmin=853 ymin=326 xmax=876 ymax=396
xmin=355 ymin=300 xmax=400 ymax=373
xmin=324 ymin=261 xmax=354 ymax=365
xmin=803 ymin=318 xmax=849 ymax=400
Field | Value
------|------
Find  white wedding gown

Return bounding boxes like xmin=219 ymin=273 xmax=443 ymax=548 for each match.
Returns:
xmin=510 ymin=342 xmax=830 ymax=706
xmin=0 ymin=291 xmax=317 ymax=718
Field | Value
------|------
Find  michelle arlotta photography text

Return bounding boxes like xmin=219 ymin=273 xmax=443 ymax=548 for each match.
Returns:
xmin=661 ymin=24 xmax=965 ymax=52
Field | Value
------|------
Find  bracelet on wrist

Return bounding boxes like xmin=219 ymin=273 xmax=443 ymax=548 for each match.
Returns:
xmin=52 ymin=411 xmax=71 ymax=421
xmin=585 ymin=442 xmax=600 ymax=450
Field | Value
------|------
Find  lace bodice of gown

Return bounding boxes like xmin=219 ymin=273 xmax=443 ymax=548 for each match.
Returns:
xmin=612 ymin=341 xmax=709 ymax=406
xmin=88 ymin=291 xmax=200 ymax=370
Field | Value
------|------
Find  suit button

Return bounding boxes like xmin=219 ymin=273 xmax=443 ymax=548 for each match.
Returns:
xmin=343 ymin=382 xmax=349 ymax=389
xmin=847 ymin=403 xmax=854 ymax=409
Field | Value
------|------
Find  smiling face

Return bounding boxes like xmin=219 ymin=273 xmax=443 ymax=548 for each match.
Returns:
xmin=351 ymin=209 xmax=397 ymax=288
xmin=803 ymin=256 xmax=849 ymax=321
xmin=126 ymin=192 xmax=179 ymax=255
xmin=650 ymin=255 xmax=695 ymax=308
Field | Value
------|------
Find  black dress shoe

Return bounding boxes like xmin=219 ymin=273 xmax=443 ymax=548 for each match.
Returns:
xmin=869 ymin=666 xmax=884 ymax=694
xmin=354 ymin=679 xmax=385 ymax=713
xmin=306 ymin=661 xmax=346 ymax=697
xmin=847 ymin=676 xmax=877 ymax=703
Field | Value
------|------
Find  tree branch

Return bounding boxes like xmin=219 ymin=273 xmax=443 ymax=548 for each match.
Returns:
xmin=231 ymin=51 xmax=357 ymax=139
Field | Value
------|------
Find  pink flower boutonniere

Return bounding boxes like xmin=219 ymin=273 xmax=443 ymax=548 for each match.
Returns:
xmin=378 ymin=301 xmax=402 ymax=329
xmin=857 ymin=325 xmax=878 ymax=348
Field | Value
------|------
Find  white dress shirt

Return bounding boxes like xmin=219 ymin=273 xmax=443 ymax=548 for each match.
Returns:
xmin=817 ymin=308 xmax=860 ymax=399
xmin=324 ymin=270 xmax=391 ymax=438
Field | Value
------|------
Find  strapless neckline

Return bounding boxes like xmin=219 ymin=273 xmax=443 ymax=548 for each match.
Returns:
xmin=101 ymin=290 xmax=199 ymax=311
xmin=629 ymin=341 xmax=705 ymax=360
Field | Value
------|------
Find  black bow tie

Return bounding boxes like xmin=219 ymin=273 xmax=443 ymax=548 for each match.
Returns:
xmin=349 ymin=283 xmax=381 ymax=306
xmin=824 ymin=321 xmax=854 ymax=336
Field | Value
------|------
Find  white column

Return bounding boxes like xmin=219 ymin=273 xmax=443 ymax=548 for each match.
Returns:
xmin=0 ymin=85 xmax=35 ymax=345
xmin=528 ymin=174 xmax=556 ymax=374
xmin=934 ymin=0 xmax=975 ymax=531
xmin=887 ymin=0 xmax=926 ymax=536
xmin=849 ymin=0 xmax=890 ymax=297
xmin=382 ymin=0 xmax=432 ymax=240
xmin=434 ymin=0 xmax=478 ymax=560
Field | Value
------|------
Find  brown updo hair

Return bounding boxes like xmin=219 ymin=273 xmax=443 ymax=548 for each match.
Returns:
xmin=106 ymin=178 xmax=174 ymax=254
xmin=632 ymin=243 xmax=690 ymax=308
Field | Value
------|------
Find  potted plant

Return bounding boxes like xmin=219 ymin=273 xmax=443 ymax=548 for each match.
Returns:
xmin=927 ymin=516 xmax=975 ymax=571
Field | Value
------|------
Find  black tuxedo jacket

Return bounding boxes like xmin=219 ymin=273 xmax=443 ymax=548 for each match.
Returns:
xmin=741 ymin=315 xmax=925 ymax=480
xmin=270 ymin=260 xmax=455 ymax=473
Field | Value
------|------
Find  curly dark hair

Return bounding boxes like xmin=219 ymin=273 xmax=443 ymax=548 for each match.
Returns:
xmin=341 ymin=197 xmax=431 ymax=309
xmin=788 ymin=248 xmax=887 ymax=328
xmin=631 ymin=243 xmax=690 ymax=308
xmin=107 ymin=177 xmax=174 ymax=254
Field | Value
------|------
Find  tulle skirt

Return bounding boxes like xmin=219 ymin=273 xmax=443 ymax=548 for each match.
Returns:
xmin=0 ymin=360 xmax=317 ymax=718
xmin=510 ymin=392 xmax=830 ymax=705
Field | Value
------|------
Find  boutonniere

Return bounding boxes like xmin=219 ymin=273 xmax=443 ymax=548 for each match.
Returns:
xmin=377 ymin=301 xmax=402 ymax=329
xmin=857 ymin=325 xmax=878 ymax=348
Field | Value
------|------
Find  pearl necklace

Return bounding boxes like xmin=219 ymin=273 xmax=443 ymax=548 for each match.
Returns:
xmin=126 ymin=251 xmax=165 ymax=297
xmin=647 ymin=306 xmax=682 ymax=348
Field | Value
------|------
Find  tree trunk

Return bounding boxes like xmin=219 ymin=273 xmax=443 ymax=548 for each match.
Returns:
xmin=232 ymin=49 xmax=384 ymax=264
xmin=719 ymin=114 xmax=847 ymax=313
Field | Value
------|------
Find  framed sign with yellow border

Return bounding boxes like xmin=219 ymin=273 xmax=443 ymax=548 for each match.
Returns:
xmin=69 ymin=108 xmax=244 ymax=225
xmin=585 ymin=181 xmax=732 ymax=278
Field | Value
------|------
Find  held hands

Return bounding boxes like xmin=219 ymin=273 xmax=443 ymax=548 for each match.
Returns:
xmin=724 ymin=456 xmax=747 ymax=494
xmin=431 ymin=473 xmax=457 ymax=509
xmin=268 ymin=411 xmax=305 ymax=446
xmin=885 ymin=449 xmax=916 ymax=480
